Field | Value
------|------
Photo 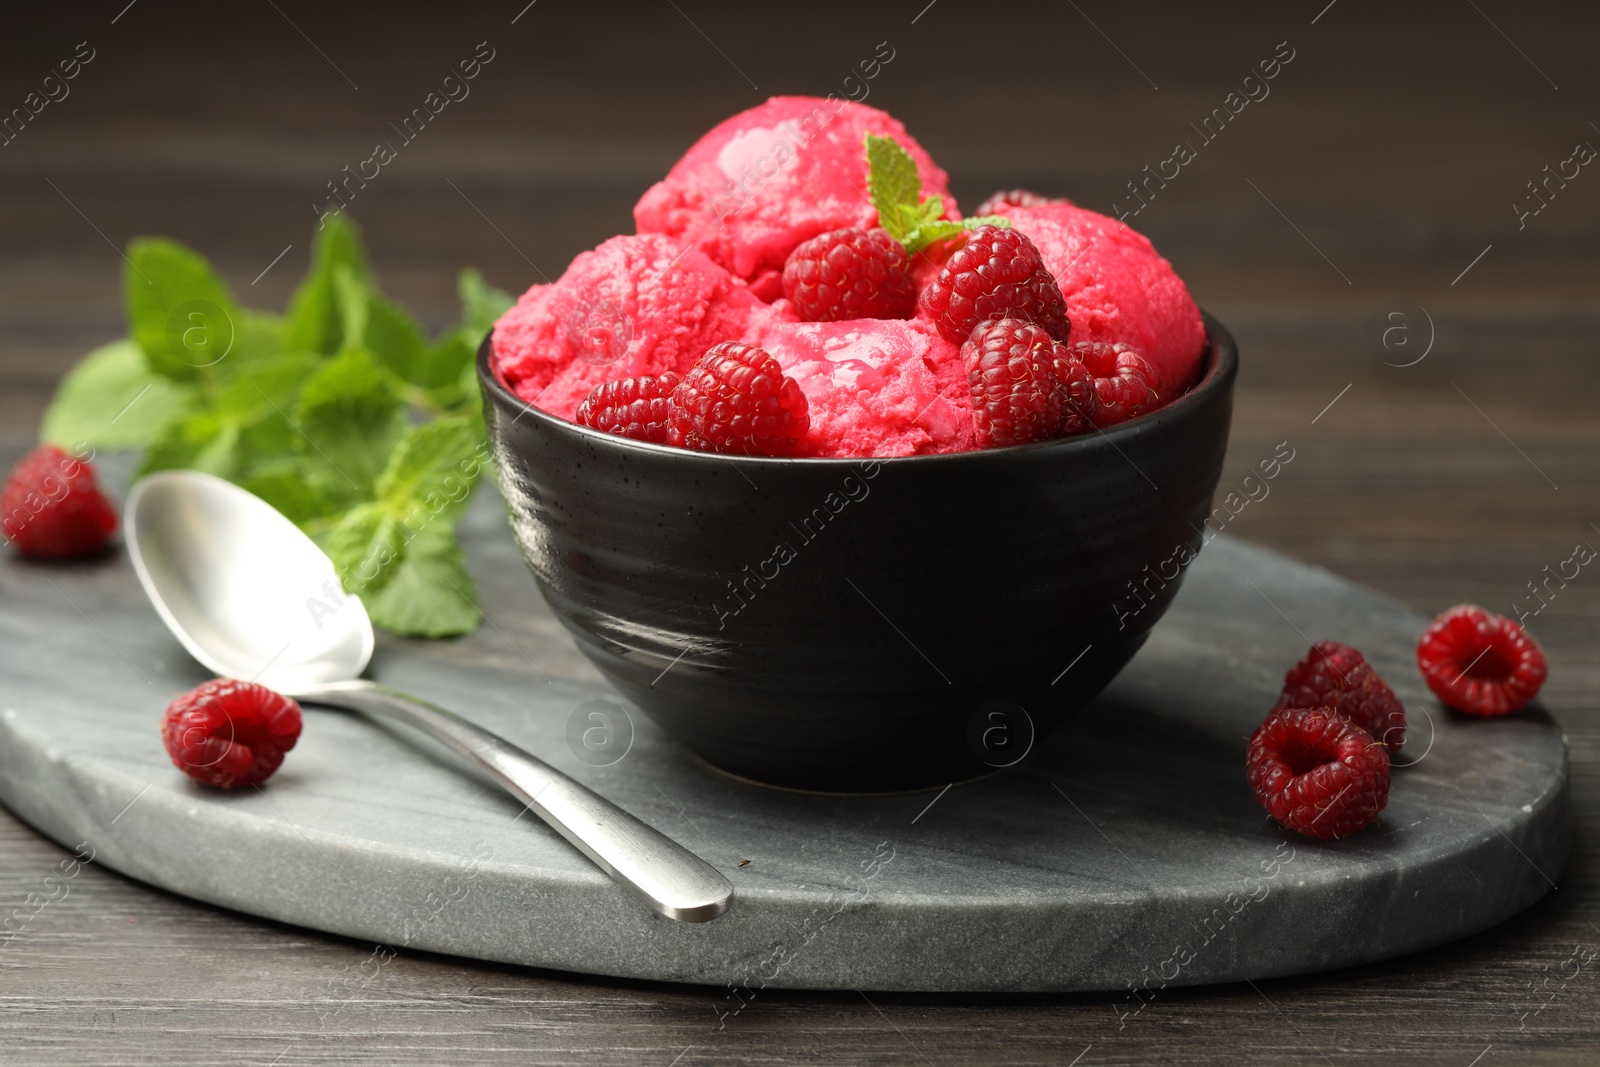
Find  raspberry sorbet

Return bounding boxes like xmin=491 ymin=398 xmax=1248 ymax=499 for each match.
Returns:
xmin=491 ymin=97 xmax=1207 ymax=458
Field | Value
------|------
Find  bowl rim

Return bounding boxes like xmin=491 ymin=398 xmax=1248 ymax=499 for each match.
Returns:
xmin=478 ymin=309 xmax=1237 ymax=467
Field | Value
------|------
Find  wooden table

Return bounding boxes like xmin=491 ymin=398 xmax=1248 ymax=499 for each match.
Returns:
xmin=2 ymin=2 xmax=1596 ymax=1063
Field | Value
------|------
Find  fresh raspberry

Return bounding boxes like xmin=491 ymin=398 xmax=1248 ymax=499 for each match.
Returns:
xmin=1275 ymin=641 xmax=1407 ymax=752
xmin=920 ymin=224 xmax=1071 ymax=344
xmin=781 ymin=227 xmax=916 ymax=322
xmin=1 ymin=445 xmax=118 ymax=559
xmin=961 ymin=319 xmax=1097 ymax=447
xmin=1416 ymin=605 xmax=1547 ymax=716
xmin=161 ymin=678 xmax=302 ymax=789
xmin=962 ymin=320 xmax=1062 ymax=448
xmin=1068 ymin=341 xmax=1161 ymax=426
xmin=1048 ymin=348 xmax=1099 ymax=437
xmin=575 ymin=373 xmax=682 ymax=445
xmin=973 ymin=189 xmax=1061 ymax=216
xmin=668 ymin=342 xmax=809 ymax=456
xmin=1247 ymin=706 xmax=1390 ymax=839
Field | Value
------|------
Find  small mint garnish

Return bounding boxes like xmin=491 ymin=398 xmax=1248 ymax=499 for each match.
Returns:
xmin=864 ymin=133 xmax=1009 ymax=255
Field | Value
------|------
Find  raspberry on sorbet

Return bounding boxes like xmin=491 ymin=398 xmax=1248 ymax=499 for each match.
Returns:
xmin=1067 ymin=341 xmax=1161 ymax=427
xmin=920 ymin=224 xmax=1071 ymax=345
xmin=973 ymin=189 xmax=1062 ymax=216
xmin=668 ymin=342 xmax=810 ymax=456
xmin=576 ymin=373 xmax=683 ymax=445
xmin=961 ymin=318 xmax=1096 ymax=448
xmin=781 ymin=227 xmax=916 ymax=323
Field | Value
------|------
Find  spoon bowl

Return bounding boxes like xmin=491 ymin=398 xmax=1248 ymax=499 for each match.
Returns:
xmin=126 ymin=471 xmax=372 ymax=691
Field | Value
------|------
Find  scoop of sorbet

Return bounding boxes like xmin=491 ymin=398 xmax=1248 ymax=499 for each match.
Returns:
xmin=490 ymin=233 xmax=795 ymax=421
xmin=755 ymin=317 xmax=974 ymax=458
xmin=635 ymin=96 xmax=954 ymax=299
xmin=990 ymin=201 xmax=1206 ymax=399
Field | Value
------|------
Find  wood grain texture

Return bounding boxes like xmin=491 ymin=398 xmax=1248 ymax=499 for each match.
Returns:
xmin=1 ymin=1 xmax=1597 ymax=1063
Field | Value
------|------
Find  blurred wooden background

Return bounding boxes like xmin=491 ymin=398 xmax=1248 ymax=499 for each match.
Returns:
xmin=1 ymin=1 xmax=1596 ymax=1063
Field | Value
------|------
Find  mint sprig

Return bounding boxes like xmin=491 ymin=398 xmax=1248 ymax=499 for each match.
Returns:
xmin=864 ymin=133 xmax=1008 ymax=255
xmin=38 ymin=216 xmax=512 ymax=639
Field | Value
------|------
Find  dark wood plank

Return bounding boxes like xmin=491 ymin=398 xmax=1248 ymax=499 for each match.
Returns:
xmin=2 ymin=1 xmax=1598 ymax=1063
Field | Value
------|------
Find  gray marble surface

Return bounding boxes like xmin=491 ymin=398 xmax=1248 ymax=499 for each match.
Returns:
xmin=0 ymin=488 xmax=1569 ymax=993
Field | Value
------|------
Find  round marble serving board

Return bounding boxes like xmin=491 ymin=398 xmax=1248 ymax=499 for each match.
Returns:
xmin=0 ymin=484 xmax=1568 ymax=992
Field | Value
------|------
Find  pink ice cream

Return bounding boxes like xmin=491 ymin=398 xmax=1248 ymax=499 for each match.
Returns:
xmin=634 ymin=97 xmax=954 ymax=301
xmin=991 ymin=201 xmax=1206 ymax=399
xmin=492 ymin=98 xmax=1207 ymax=457
xmin=756 ymin=316 xmax=973 ymax=458
xmin=492 ymin=233 xmax=794 ymax=420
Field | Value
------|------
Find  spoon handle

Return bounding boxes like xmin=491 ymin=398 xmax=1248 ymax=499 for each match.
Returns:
xmin=295 ymin=679 xmax=732 ymax=923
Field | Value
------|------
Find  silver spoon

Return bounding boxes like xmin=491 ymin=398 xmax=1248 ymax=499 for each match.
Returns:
xmin=124 ymin=469 xmax=732 ymax=923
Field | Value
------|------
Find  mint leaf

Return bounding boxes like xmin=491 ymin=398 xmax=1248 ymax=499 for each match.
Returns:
xmin=900 ymin=219 xmax=966 ymax=255
xmin=240 ymin=465 xmax=340 ymax=527
xmin=126 ymin=238 xmax=238 ymax=382
xmin=133 ymin=350 xmax=324 ymax=483
xmin=322 ymin=502 xmax=404 ymax=596
xmin=887 ymin=203 xmax=923 ymax=241
xmin=459 ymin=356 xmax=481 ymax=399
xmin=40 ymin=340 xmax=200 ymax=450
xmin=332 ymin=263 xmax=370 ymax=348
xmin=900 ymin=210 xmax=1012 ymax=257
xmin=286 ymin=215 xmax=370 ymax=355
xmin=136 ymin=413 xmax=242 ymax=480
xmin=422 ymin=270 xmax=509 ymax=414
xmin=865 ymin=133 xmax=922 ymax=242
xmin=901 ymin=214 xmax=1008 ymax=255
xmin=320 ymin=417 xmax=485 ymax=604
xmin=294 ymin=349 xmax=409 ymax=506
xmin=445 ymin=353 xmax=483 ymax=420
xmin=412 ymin=333 xmax=476 ymax=413
xmin=359 ymin=292 xmax=434 ymax=386
xmin=459 ymin=269 xmax=513 ymax=337
xmin=863 ymin=135 xmax=1006 ymax=255
xmin=213 ymin=350 xmax=325 ymax=468
xmin=218 ymin=349 xmax=321 ymax=416
xmin=361 ymin=526 xmax=480 ymax=638
xmin=375 ymin=417 xmax=485 ymax=520
xmin=334 ymin=264 xmax=471 ymax=394
xmin=220 ymin=309 xmax=291 ymax=379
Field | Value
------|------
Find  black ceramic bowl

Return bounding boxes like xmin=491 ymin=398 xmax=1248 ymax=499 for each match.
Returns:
xmin=480 ymin=314 xmax=1237 ymax=792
